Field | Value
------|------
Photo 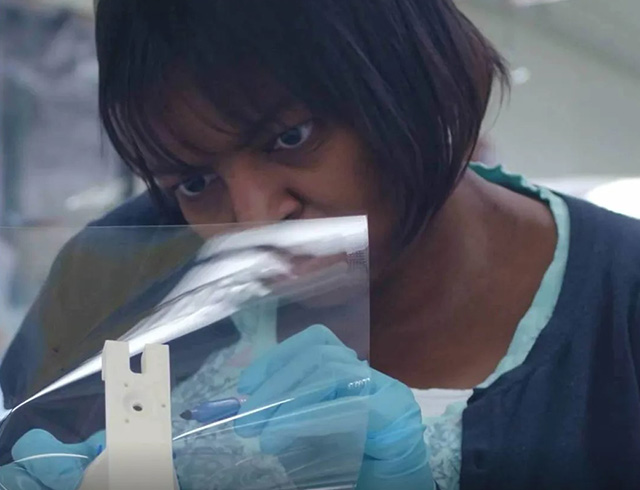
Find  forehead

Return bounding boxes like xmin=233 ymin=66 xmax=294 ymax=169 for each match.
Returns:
xmin=160 ymin=89 xmax=239 ymax=161
xmin=146 ymin=74 xmax=300 ymax=171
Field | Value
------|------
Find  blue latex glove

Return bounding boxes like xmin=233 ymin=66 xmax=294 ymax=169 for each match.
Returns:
xmin=0 ymin=429 xmax=105 ymax=490
xmin=234 ymin=325 xmax=435 ymax=490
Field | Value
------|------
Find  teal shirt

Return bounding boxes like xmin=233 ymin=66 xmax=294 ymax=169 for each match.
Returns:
xmin=418 ymin=163 xmax=571 ymax=490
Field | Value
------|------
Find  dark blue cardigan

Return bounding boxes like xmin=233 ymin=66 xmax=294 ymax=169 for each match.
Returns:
xmin=2 ymin=193 xmax=640 ymax=488
xmin=462 ymin=195 xmax=640 ymax=489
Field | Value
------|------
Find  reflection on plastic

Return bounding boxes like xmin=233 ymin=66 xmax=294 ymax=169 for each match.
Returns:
xmin=0 ymin=217 xmax=370 ymax=489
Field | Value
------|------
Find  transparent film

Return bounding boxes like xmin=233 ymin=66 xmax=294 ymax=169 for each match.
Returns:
xmin=0 ymin=217 xmax=370 ymax=489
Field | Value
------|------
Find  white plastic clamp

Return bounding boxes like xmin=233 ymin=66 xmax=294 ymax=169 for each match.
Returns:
xmin=79 ymin=341 xmax=178 ymax=490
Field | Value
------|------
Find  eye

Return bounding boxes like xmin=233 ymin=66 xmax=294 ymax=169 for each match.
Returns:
xmin=174 ymin=174 xmax=217 ymax=198
xmin=272 ymin=121 xmax=314 ymax=151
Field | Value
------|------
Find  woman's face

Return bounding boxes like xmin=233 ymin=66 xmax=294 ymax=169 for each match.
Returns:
xmin=151 ymin=90 xmax=398 ymax=275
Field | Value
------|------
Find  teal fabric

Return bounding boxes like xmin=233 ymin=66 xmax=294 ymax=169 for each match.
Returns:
xmin=419 ymin=162 xmax=571 ymax=490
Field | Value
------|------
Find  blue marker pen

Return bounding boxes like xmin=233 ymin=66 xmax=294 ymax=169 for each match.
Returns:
xmin=180 ymin=396 xmax=248 ymax=424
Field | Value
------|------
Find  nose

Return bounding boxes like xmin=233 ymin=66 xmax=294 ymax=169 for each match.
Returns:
xmin=224 ymin=156 xmax=303 ymax=223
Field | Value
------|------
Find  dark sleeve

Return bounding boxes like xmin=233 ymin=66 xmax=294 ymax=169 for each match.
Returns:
xmin=0 ymin=193 xmax=191 ymax=407
xmin=0 ymin=194 xmax=248 ymax=463
xmin=614 ymin=213 xmax=640 ymax=383
xmin=629 ymin=285 xmax=640 ymax=381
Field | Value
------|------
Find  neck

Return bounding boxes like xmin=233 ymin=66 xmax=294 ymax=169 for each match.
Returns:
xmin=370 ymin=170 xmax=556 ymax=388
xmin=372 ymin=171 xmax=499 ymax=328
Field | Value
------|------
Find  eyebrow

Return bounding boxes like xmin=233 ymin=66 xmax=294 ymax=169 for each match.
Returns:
xmin=150 ymin=163 xmax=211 ymax=178
xmin=238 ymin=96 xmax=300 ymax=146
xmin=147 ymin=97 xmax=302 ymax=178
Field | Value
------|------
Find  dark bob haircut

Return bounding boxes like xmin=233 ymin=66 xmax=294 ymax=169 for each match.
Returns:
xmin=95 ymin=0 xmax=509 ymax=244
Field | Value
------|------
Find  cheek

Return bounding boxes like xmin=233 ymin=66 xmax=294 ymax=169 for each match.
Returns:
xmin=177 ymin=193 xmax=235 ymax=235
xmin=292 ymin=127 xmax=398 ymax=268
xmin=363 ymin=195 xmax=398 ymax=276
xmin=294 ymin=128 xmax=376 ymax=212
xmin=341 ymin=171 xmax=398 ymax=275
xmin=314 ymin=182 xmax=396 ymax=279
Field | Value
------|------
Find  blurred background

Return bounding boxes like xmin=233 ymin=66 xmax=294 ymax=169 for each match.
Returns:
xmin=1 ymin=0 xmax=639 ymax=351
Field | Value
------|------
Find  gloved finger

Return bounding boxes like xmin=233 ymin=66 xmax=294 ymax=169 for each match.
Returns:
xmin=364 ymin=410 xmax=426 ymax=461
xmin=258 ymin=366 xmax=426 ymax=462
xmin=0 ymin=463 xmax=46 ymax=490
xmin=238 ymin=324 xmax=347 ymax=395
xmin=358 ymin=451 xmax=435 ymax=490
xmin=83 ymin=431 xmax=106 ymax=453
xmin=259 ymin=358 xmax=371 ymax=424
xmin=256 ymin=362 xmax=370 ymax=454
xmin=11 ymin=430 xmax=102 ymax=490
xmin=234 ymin=346 xmax=361 ymax=438
xmin=259 ymin=395 xmax=369 ymax=455
xmin=366 ymin=371 xmax=422 ymax=432
xmin=262 ymin=368 xmax=424 ymax=461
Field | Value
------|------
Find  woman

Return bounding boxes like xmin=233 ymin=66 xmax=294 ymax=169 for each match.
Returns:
xmin=2 ymin=0 xmax=640 ymax=489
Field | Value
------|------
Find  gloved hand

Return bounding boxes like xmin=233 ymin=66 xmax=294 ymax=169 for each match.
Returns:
xmin=234 ymin=324 xmax=435 ymax=490
xmin=0 ymin=429 xmax=105 ymax=490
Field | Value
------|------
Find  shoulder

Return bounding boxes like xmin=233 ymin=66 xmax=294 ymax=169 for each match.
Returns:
xmin=57 ymin=192 xmax=189 ymax=262
xmin=0 ymin=194 xmax=196 ymax=405
xmin=550 ymin=195 xmax=640 ymax=333
xmin=524 ymin=196 xmax=640 ymax=382
xmin=562 ymin=195 xmax=640 ymax=341
xmin=564 ymin=195 xmax=640 ymax=275
xmin=50 ymin=193 xmax=197 ymax=295
xmin=87 ymin=192 xmax=185 ymax=227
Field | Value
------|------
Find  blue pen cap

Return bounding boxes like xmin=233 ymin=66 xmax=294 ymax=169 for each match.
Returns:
xmin=180 ymin=397 xmax=244 ymax=424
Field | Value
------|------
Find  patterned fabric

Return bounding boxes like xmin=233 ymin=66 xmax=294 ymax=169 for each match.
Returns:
xmin=414 ymin=163 xmax=571 ymax=490
xmin=169 ymin=300 xmax=295 ymax=490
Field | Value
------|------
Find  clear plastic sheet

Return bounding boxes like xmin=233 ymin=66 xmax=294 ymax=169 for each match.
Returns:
xmin=0 ymin=217 xmax=370 ymax=489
